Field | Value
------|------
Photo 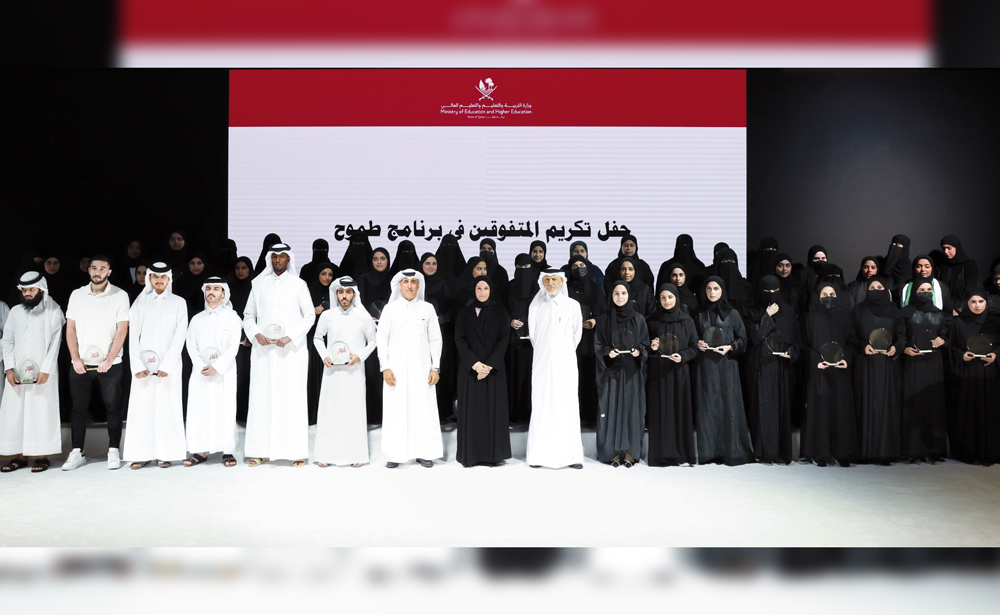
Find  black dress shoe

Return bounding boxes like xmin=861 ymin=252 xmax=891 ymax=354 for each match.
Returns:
xmin=611 ymin=460 xmax=621 ymax=468
xmin=569 ymin=463 xmax=583 ymax=469
xmin=529 ymin=464 xmax=541 ymax=468
xmin=492 ymin=460 xmax=507 ymax=467
xmin=623 ymin=460 xmax=634 ymax=468
xmin=816 ymin=460 xmax=827 ymax=467
xmin=385 ymin=462 xmax=399 ymax=468
xmin=839 ymin=461 xmax=851 ymax=467
xmin=417 ymin=458 xmax=434 ymax=468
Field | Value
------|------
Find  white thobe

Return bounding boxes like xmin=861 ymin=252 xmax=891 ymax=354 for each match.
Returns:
xmin=376 ymin=298 xmax=443 ymax=462
xmin=242 ymin=272 xmax=314 ymax=460
xmin=123 ymin=292 xmax=188 ymax=462
xmin=185 ymin=305 xmax=242 ymax=455
xmin=0 ymin=301 xmax=10 ymax=401
xmin=526 ymin=293 xmax=585 ymax=468
xmin=312 ymin=305 xmax=377 ymax=465
xmin=0 ymin=302 xmax=64 ymax=455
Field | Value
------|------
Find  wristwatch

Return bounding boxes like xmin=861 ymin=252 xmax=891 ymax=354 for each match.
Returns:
xmin=432 ymin=368 xmax=440 ymax=373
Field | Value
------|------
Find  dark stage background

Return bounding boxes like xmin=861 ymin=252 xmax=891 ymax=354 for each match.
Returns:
xmin=1 ymin=69 xmax=230 ymax=297
xmin=748 ymin=69 xmax=1000 ymax=289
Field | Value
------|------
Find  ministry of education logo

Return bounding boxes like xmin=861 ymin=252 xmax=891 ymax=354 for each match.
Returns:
xmin=441 ymin=76 xmax=532 ymax=120
xmin=477 ymin=78 xmax=497 ymax=101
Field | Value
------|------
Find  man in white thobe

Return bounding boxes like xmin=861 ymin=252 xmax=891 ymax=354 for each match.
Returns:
xmin=122 ymin=262 xmax=188 ymax=468
xmin=526 ymin=268 xmax=585 ymax=469
xmin=376 ymin=269 xmax=443 ymax=468
xmin=184 ymin=276 xmax=242 ymax=467
xmin=312 ymin=276 xmax=377 ymax=467
xmin=0 ymin=272 xmax=65 ymax=473
xmin=242 ymin=243 xmax=314 ymax=466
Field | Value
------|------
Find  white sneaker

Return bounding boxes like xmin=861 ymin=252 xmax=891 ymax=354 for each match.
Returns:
xmin=107 ymin=448 xmax=121 ymax=470
xmin=62 ymin=448 xmax=87 ymax=471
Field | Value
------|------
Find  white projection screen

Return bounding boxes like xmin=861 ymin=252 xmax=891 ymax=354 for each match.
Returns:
xmin=229 ymin=69 xmax=746 ymax=277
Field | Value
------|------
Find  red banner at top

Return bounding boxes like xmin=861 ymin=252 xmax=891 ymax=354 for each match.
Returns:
xmin=126 ymin=0 xmax=928 ymax=44
xmin=229 ymin=69 xmax=746 ymax=128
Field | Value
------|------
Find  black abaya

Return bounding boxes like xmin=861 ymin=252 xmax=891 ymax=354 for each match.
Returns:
xmin=567 ymin=255 xmax=606 ymax=426
xmin=900 ymin=299 xmax=950 ymax=460
xmin=359 ymin=248 xmax=393 ymax=424
xmin=454 ymin=277 xmax=512 ymax=466
xmin=594 ymin=282 xmax=649 ymax=463
xmin=744 ymin=277 xmax=800 ymax=464
xmin=692 ymin=277 xmax=754 ymax=465
xmin=645 ymin=285 xmax=698 ymax=466
xmin=801 ymin=290 xmax=859 ymax=464
xmin=947 ymin=305 xmax=1000 ymax=464
xmin=850 ymin=286 xmax=905 ymax=463
xmin=506 ymin=259 xmax=535 ymax=424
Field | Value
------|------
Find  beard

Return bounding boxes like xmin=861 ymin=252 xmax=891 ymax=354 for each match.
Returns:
xmin=22 ymin=293 xmax=44 ymax=309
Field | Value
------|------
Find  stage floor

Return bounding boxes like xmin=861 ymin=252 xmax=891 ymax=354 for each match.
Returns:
xmin=2 ymin=424 xmax=998 ymax=547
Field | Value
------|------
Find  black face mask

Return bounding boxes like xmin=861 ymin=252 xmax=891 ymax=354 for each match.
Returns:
xmin=573 ymin=266 xmax=587 ymax=279
xmin=820 ymin=296 xmax=836 ymax=310
xmin=914 ymin=291 xmax=933 ymax=305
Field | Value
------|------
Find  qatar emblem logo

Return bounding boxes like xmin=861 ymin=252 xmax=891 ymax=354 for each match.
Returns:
xmin=476 ymin=78 xmax=497 ymax=101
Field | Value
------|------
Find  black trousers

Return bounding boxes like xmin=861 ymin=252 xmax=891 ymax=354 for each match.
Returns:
xmin=69 ymin=362 xmax=124 ymax=450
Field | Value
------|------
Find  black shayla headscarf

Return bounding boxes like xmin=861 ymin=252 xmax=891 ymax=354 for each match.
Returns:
xmin=700 ymin=275 xmax=732 ymax=319
xmin=860 ymin=276 xmax=899 ymax=318
xmin=652 ymin=283 xmax=687 ymax=323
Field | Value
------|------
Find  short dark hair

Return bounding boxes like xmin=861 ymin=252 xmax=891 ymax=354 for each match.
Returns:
xmin=90 ymin=254 xmax=113 ymax=268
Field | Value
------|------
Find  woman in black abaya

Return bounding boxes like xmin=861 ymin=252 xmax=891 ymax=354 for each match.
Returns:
xmin=594 ymin=281 xmax=649 ymax=466
xmin=900 ymin=255 xmax=953 ymax=314
xmin=299 ymin=239 xmax=337 ymax=284
xmin=338 ymin=233 xmax=373 ymax=278
xmin=713 ymin=247 xmax=751 ymax=314
xmin=479 ymin=238 xmax=510 ymax=303
xmin=567 ymin=255 xmax=606 ymax=427
xmin=454 ymin=276 xmax=512 ymax=467
xmin=645 ymin=284 xmax=698 ymax=466
xmin=774 ymin=253 xmax=805 ymax=314
xmin=359 ymin=247 xmax=393 ymax=424
xmin=306 ymin=262 xmax=336 ymax=425
xmin=801 ymin=284 xmax=858 ymax=466
xmin=422 ymin=252 xmax=457 ymax=422
xmin=229 ymin=256 xmax=254 ymax=423
xmin=748 ymin=237 xmax=780 ymax=288
xmin=938 ymin=235 xmax=978 ymax=310
xmin=662 ymin=233 xmax=706 ymax=289
xmin=947 ymin=291 xmax=1000 ymax=465
xmin=663 ymin=262 xmax=699 ymax=313
xmin=389 ymin=240 xmax=421 ymax=276
xmin=561 ymin=240 xmax=605 ymax=292
xmin=744 ymin=275 xmax=799 ymax=465
xmin=799 ymin=245 xmax=829 ymax=295
xmin=528 ymin=240 xmax=549 ymax=273
xmin=603 ymin=234 xmax=654 ymax=297
xmin=506 ymin=254 xmax=536 ymax=424
xmin=692 ymin=276 xmax=754 ymax=465
xmin=613 ymin=256 xmax=655 ymax=317
xmin=435 ymin=233 xmax=466 ymax=284
xmin=883 ymin=234 xmax=912 ymax=295
xmin=900 ymin=280 xmax=950 ymax=463
xmin=850 ymin=276 xmax=905 ymax=464
xmin=847 ymin=256 xmax=881 ymax=308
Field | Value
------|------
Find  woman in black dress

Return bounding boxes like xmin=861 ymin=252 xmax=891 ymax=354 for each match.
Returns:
xmin=594 ymin=280 xmax=649 ymax=467
xmin=454 ymin=276 xmax=511 ymax=467
xmin=645 ymin=283 xmax=698 ymax=466
xmin=947 ymin=291 xmax=1000 ymax=465
xmin=305 ymin=262 xmax=336 ymax=425
xmin=506 ymin=254 xmax=536 ymax=425
xmin=692 ymin=275 xmax=753 ymax=466
xmin=850 ymin=276 xmax=905 ymax=465
xmin=900 ymin=280 xmax=950 ymax=463
xmin=359 ymin=247 xmax=392 ymax=424
xmin=801 ymin=283 xmax=858 ymax=466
